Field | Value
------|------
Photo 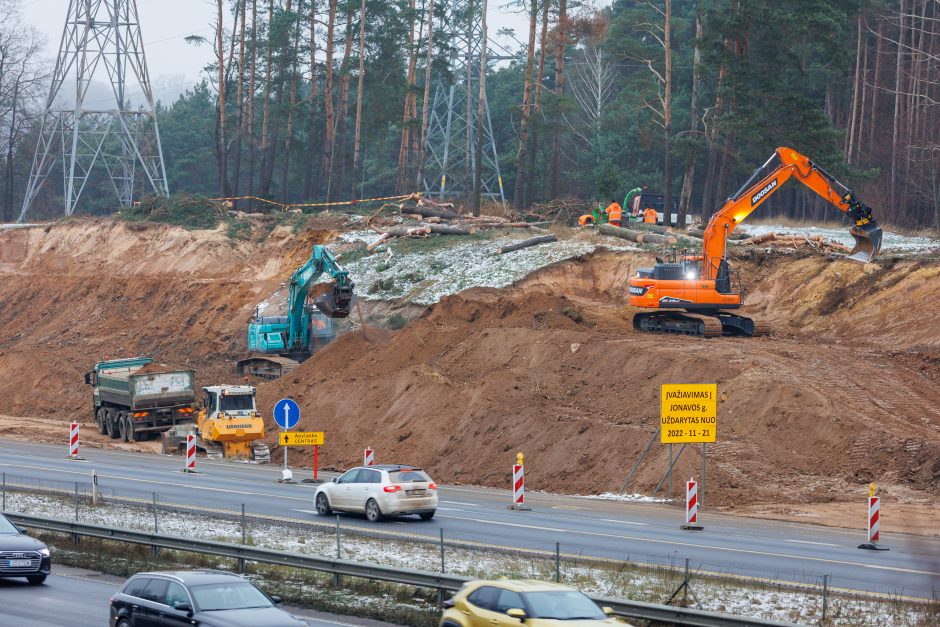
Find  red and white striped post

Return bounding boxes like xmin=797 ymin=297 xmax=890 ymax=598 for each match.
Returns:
xmin=184 ymin=434 xmax=196 ymax=472
xmin=67 ymin=422 xmax=82 ymax=459
xmin=509 ymin=452 xmax=531 ymax=511
xmin=868 ymin=496 xmax=880 ymax=543
xmin=363 ymin=447 xmax=374 ymax=466
xmin=681 ymin=477 xmax=703 ymax=530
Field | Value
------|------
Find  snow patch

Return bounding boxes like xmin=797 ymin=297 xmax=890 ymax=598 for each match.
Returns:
xmin=576 ymin=492 xmax=672 ymax=504
xmin=737 ymin=224 xmax=940 ymax=254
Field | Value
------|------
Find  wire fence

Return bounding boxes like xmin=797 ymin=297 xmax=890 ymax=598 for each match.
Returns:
xmin=1 ymin=471 xmax=936 ymax=626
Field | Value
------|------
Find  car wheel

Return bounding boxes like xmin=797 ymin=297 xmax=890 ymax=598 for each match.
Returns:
xmin=365 ymin=498 xmax=383 ymax=522
xmin=96 ymin=408 xmax=107 ymax=435
xmin=315 ymin=493 xmax=332 ymax=516
xmin=419 ymin=511 xmax=435 ymax=521
xmin=116 ymin=619 xmax=132 ymax=627
xmin=26 ymin=575 xmax=46 ymax=585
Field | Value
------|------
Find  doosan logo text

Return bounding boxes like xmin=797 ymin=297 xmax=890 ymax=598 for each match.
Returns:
xmin=751 ymin=179 xmax=777 ymax=205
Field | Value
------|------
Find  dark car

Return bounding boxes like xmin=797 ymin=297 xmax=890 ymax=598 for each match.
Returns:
xmin=109 ymin=570 xmax=308 ymax=627
xmin=0 ymin=513 xmax=51 ymax=585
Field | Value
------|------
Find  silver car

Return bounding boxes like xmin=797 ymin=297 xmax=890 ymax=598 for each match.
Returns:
xmin=314 ymin=464 xmax=438 ymax=522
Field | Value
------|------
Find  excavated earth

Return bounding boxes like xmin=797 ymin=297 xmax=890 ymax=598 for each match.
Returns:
xmin=2 ymin=219 xmax=939 ymax=531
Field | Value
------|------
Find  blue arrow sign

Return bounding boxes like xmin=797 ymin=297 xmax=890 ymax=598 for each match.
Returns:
xmin=273 ymin=398 xmax=300 ymax=430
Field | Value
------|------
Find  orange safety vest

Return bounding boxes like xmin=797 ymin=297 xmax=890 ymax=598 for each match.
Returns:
xmin=605 ymin=202 xmax=622 ymax=226
xmin=643 ymin=208 xmax=657 ymax=224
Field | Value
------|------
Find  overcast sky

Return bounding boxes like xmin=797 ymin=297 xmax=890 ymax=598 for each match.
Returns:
xmin=20 ymin=0 xmax=605 ymax=106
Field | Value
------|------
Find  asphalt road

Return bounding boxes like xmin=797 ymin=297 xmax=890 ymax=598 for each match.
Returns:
xmin=1 ymin=440 xmax=939 ymax=600
xmin=0 ymin=565 xmax=398 ymax=627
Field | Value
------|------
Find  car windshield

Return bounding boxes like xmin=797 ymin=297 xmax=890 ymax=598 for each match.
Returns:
xmin=189 ymin=582 xmax=272 ymax=611
xmin=0 ymin=514 xmax=18 ymax=534
xmin=388 ymin=470 xmax=431 ymax=483
xmin=524 ymin=590 xmax=605 ymax=620
xmin=220 ymin=395 xmax=254 ymax=411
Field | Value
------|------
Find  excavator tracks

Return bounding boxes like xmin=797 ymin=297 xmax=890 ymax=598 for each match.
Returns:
xmin=633 ymin=312 xmax=771 ymax=338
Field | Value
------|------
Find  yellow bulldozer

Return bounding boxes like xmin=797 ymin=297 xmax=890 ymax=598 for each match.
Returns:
xmin=163 ymin=385 xmax=270 ymax=462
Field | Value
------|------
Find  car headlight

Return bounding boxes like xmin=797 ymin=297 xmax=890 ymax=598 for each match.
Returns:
xmin=39 ymin=548 xmax=50 ymax=557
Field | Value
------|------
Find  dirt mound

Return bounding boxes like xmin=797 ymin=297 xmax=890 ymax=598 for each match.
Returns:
xmin=0 ymin=218 xmax=338 ymax=418
xmin=257 ymin=250 xmax=940 ymax=507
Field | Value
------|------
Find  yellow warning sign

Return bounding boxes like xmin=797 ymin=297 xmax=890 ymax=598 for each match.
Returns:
xmin=279 ymin=431 xmax=324 ymax=446
xmin=660 ymin=384 xmax=717 ymax=444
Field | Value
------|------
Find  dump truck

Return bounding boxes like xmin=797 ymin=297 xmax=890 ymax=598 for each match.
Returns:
xmin=163 ymin=385 xmax=270 ymax=462
xmin=85 ymin=357 xmax=196 ymax=442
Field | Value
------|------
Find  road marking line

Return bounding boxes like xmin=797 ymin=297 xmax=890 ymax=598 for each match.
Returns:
xmin=786 ymin=540 xmax=840 ymax=547
xmin=440 ymin=501 xmax=478 ymax=507
xmin=437 ymin=515 xmax=940 ymax=577
xmin=0 ymin=462 xmax=312 ymax=502
xmin=599 ymin=519 xmax=649 ymax=526
xmin=551 ymin=505 xmax=583 ymax=510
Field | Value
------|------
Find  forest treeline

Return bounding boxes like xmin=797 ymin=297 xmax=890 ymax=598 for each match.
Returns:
xmin=1 ymin=0 xmax=938 ymax=232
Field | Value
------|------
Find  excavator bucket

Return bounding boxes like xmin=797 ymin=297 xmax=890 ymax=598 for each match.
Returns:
xmin=314 ymin=283 xmax=355 ymax=318
xmin=846 ymin=222 xmax=883 ymax=263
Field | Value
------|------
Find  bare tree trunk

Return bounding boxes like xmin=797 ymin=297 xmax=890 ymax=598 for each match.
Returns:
xmin=472 ymin=0 xmax=488 ymax=215
xmin=526 ymin=0 xmax=549 ymax=204
xmin=415 ymin=0 xmax=435 ymax=192
xmin=281 ymin=3 xmax=302 ymax=201
xmin=352 ymin=0 xmax=368 ymax=199
xmin=846 ymin=13 xmax=863 ymax=163
xmin=868 ymin=20 xmax=883 ymax=154
xmin=304 ymin=0 xmax=318 ymax=198
xmin=856 ymin=18 xmax=869 ymax=162
xmin=550 ymin=0 xmax=567 ymax=199
xmin=321 ymin=0 xmax=338 ymax=199
xmin=216 ymin=0 xmax=229 ymax=197
xmin=247 ymin=0 xmax=259 ymax=207
xmin=333 ymin=8 xmax=355 ymax=196
xmin=891 ymin=0 xmax=906 ymax=209
xmin=513 ymin=0 xmax=539 ymax=211
xmin=677 ymin=11 xmax=701 ymax=226
xmin=662 ymin=0 xmax=673 ymax=225
xmin=396 ymin=0 xmax=419 ymax=193
xmin=232 ymin=0 xmax=248 ymax=198
xmin=258 ymin=0 xmax=275 ymax=201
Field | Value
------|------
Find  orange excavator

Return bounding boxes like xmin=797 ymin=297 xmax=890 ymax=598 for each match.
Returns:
xmin=628 ymin=147 xmax=883 ymax=337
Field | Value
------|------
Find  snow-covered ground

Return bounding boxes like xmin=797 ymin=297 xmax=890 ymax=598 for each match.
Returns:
xmin=338 ymin=230 xmax=638 ymax=305
xmin=576 ymin=492 xmax=672 ymax=504
xmin=0 ymin=223 xmax=38 ymax=229
xmin=6 ymin=491 xmax=930 ymax=625
xmin=737 ymin=223 xmax=940 ymax=254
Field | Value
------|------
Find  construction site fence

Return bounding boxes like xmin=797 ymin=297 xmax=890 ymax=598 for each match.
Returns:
xmin=0 ymin=472 xmax=934 ymax=626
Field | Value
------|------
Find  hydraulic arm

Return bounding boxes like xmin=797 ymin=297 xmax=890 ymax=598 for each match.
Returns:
xmin=628 ymin=147 xmax=883 ymax=337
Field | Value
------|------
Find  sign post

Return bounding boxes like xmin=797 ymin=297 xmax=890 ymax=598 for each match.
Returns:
xmin=661 ymin=384 xmax=717 ymax=508
xmin=273 ymin=398 xmax=300 ymax=481
xmin=279 ymin=431 xmax=325 ymax=483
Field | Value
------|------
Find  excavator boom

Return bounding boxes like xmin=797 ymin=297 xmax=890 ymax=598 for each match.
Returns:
xmin=628 ymin=147 xmax=883 ymax=337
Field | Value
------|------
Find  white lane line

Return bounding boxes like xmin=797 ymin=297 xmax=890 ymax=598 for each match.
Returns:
xmin=0 ymin=462 xmax=312 ymax=502
xmin=786 ymin=540 xmax=840 ymax=547
xmin=440 ymin=501 xmax=479 ymax=507
xmin=551 ymin=505 xmax=583 ymax=511
xmin=599 ymin=519 xmax=649 ymax=526
xmin=436 ymin=515 xmax=939 ymax=577
xmin=294 ymin=509 xmax=320 ymax=515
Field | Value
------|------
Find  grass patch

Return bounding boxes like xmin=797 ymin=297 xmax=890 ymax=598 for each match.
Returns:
xmin=387 ymin=313 xmax=408 ymax=330
xmin=122 ymin=194 xmax=225 ymax=230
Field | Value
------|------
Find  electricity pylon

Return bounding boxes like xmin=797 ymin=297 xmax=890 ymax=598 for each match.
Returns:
xmin=20 ymin=0 xmax=168 ymax=220
xmin=421 ymin=0 xmax=505 ymax=203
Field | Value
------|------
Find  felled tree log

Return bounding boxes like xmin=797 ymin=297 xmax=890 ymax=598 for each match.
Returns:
xmin=428 ymin=224 xmax=472 ymax=235
xmin=496 ymin=234 xmax=558 ymax=254
xmin=599 ymin=224 xmax=678 ymax=245
xmin=629 ymin=222 xmax=671 ymax=234
xmin=366 ymin=232 xmax=393 ymax=251
xmin=742 ymin=233 xmax=777 ymax=245
xmin=401 ymin=205 xmax=461 ymax=220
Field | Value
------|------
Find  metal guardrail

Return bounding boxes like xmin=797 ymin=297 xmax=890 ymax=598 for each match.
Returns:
xmin=6 ymin=512 xmax=804 ymax=627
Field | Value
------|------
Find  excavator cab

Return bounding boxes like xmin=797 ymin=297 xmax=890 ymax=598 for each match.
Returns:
xmin=314 ymin=281 xmax=356 ymax=318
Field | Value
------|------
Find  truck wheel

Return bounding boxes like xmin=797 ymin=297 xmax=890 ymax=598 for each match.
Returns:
xmin=125 ymin=417 xmax=136 ymax=442
xmin=118 ymin=413 xmax=129 ymax=442
xmin=106 ymin=410 xmax=120 ymax=439
xmin=96 ymin=408 xmax=107 ymax=435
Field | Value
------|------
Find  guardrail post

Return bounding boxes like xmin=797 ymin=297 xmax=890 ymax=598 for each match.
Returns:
xmin=152 ymin=493 xmax=159 ymax=559
xmin=334 ymin=515 xmax=341 ymax=587
xmin=822 ymin=574 xmax=829 ymax=622
xmin=73 ymin=482 xmax=79 ymax=544
xmin=239 ymin=504 xmax=246 ymax=574
xmin=437 ymin=528 xmax=446 ymax=605
xmin=555 ymin=542 xmax=561 ymax=582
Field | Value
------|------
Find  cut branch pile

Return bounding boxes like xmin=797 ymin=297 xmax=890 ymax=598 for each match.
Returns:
xmin=737 ymin=232 xmax=850 ymax=253
xmin=599 ymin=224 xmax=678 ymax=245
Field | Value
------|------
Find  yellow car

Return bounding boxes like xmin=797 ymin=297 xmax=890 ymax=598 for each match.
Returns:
xmin=439 ymin=580 xmax=624 ymax=626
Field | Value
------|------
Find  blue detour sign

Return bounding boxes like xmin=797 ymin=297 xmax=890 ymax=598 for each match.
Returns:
xmin=273 ymin=398 xmax=300 ymax=430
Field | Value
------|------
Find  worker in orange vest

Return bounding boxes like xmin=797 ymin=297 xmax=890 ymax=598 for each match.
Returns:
xmin=604 ymin=199 xmax=623 ymax=227
xmin=643 ymin=207 xmax=658 ymax=224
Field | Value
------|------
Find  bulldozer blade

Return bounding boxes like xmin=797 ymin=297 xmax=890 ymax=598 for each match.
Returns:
xmin=846 ymin=223 xmax=883 ymax=263
xmin=314 ymin=293 xmax=355 ymax=318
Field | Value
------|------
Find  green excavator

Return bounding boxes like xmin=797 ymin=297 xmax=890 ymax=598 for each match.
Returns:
xmin=237 ymin=245 xmax=356 ymax=379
